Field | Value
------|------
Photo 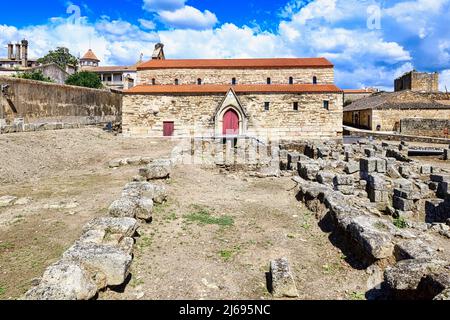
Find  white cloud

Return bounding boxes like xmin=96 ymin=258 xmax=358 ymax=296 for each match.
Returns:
xmin=143 ymin=0 xmax=185 ymax=12
xmin=159 ymin=23 xmax=287 ymax=59
xmin=139 ymin=19 xmax=157 ymax=30
xmin=440 ymin=70 xmax=450 ymax=92
xmin=158 ymin=5 xmax=218 ymax=30
xmin=0 ymin=16 xmax=158 ymax=66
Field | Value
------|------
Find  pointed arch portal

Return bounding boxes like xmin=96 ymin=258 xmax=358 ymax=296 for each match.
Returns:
xmin=214 ymin=89 xmax=248 ymax=136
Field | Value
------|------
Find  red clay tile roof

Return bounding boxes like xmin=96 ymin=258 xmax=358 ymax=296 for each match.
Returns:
xmin=138 ymin=58 xmax=333 ymax=70
xmin=83 ymin=66 xmax=137 ymax=72
xmin=343 ymin=89 xmax=377 ymax=94
xmin=125 ymin=84 xmax=342 ymax=94
xmin=81 ymin=49 xmax=100 ymax=61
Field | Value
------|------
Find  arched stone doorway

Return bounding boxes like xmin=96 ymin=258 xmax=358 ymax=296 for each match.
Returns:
xmin=214 ymin=89 xmax=248 ymax=137
xmin=222 ymin=108 xmax=239 ymax=135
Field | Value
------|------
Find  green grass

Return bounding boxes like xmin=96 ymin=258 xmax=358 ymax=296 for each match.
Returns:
xmin=0 ymin=286 xmax=5 ymax=296
xmin=219 ymin=245 xmax=241 ymax=261
xmin=393 ymin=217 xmax=407 ymax=229
xmin=349 ymin=291 xmax=365 ymax=300
xmin=184 ymin=205 xmax=234 ymax=227
xmin=0 ymin=242 xmax=14 ymax=251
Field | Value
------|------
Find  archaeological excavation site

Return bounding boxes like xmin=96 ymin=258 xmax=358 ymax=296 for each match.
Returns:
xmin=1 ymin=128 xmax=450 ymax=301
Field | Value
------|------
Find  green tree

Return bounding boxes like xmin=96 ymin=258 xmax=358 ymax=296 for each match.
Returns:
xmin=14 ymin=70 xmax=53 ymax=83
xmin=37 ymin=47 xmax=78 ymax=69
xmin=65 ymin=71 xmax=103 ymax=89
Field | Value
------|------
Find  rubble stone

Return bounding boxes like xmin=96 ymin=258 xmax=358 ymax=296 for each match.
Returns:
xmin=269 ymin=258 xmax=299 ymax=298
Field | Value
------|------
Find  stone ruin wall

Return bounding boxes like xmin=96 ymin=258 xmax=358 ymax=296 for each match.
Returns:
xmin=372 ymin=109 xmax=450 ymax=132
xmin=280 ymin=139 xmax=450 ymax=300
xmin=137 ymin=67 xmax=334 ymax=86
xmin=0 ymin=76 xmax=122 ymax=133
xmin=401 ymin=118 xmax=450 ymax=138
xmin=122 ymin=92 xmax=343 ymax=140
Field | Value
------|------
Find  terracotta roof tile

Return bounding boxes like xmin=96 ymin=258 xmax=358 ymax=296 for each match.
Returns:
xmin=81 ymin=49 xmax=100 ymax=61
xmin=83 ymin=66 xmax=137 ymax=72
xmin=138 ymin=58 xmax=333 ymax=70
xmin=125 ymin=84 xmax=342 ymax=94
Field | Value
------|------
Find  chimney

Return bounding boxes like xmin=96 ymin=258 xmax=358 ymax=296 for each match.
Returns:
xmin=15 ymin=43 xmax=21 ymax=61
xmin=152 ymin=43 xmax=165 ymax=60
xmin=21 ymin=39 xmax=28 ymax=67
xmin=7 ymin=43 xmax=13 ymax=59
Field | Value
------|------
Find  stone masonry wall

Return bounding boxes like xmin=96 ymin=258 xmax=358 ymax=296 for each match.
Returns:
xmin=0 ymin=76 xmax=122 ymax=128
xmin=395 ymin=71 xmax=439 ymax=92
xmin=401 ymin=118 xmax=450 ymax=138
xmin=123 ymin=92 xmax=343 ymax=140
xmin=372 ymin=109 xmax=450 ymax=132
xmin=137 ymin=67 xmax=334 ymax=86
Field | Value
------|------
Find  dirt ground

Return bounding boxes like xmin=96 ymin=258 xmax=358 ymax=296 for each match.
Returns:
xmin=0 ymin=128 xmax=371 ymax=300
xmin=0 ymin=128 xmax=176 ymax=299
xmin=100 ymin=165 xmax=371 ymax=300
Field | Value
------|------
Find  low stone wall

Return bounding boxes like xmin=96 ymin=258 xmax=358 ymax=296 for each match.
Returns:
xmin=344 ymin=129 xmax=450 ymax=145
xmin=401 ymin=118 xmax=450 ymax=138
xmin=0 ymin=76 xmax=122 ymax=133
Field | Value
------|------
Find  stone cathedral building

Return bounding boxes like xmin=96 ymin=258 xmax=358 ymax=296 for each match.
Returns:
xmin=123 ymin=44 xmax=343 ymax=141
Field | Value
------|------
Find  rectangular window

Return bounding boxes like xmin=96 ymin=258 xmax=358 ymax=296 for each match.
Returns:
xmin=264 ymin=102 xmax=270 ymax=111
xmin=293 ymin=102 xmax=299 ymax=111
xmin=323 ymin=100 xmax=329 ymax=110
xmin=267 ymin=78 xmax=271 ymax=85
xmin=163 ymin=121 xmax=175 ymax=137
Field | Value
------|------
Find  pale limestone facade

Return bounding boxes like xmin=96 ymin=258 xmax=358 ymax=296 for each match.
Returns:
xmin=123 ymin=91 xmax=343 ymax=140
xmin=137 ymin=67 xmax=334 ymax=86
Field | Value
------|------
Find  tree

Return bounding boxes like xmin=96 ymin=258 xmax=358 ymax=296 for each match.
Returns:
xmin=37 ymin=47 xmax=78 ymax=69
xmin=14 ymin=70 xmax=53 ymax=83
xmin=65 ymin=71 xmax=103 ymax=89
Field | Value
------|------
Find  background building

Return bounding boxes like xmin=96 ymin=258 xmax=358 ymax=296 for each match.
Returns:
xmin=80 ymin=49 xmax=138 ymax=90
xmin=344 ymin=71 xmax=450 ymax=137
xmin=394 ymin=70 xmax=439 ymax=93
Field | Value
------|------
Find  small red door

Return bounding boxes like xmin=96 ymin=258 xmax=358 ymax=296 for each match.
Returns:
xmin=222 ymin=109 xmax=239 ymax=135
xmin=163 ymin=121 xmax=174 ymax=137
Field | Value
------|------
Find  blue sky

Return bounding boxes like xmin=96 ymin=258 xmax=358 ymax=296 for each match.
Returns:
xmin=1 ymin=0 xmax=450 ymax=90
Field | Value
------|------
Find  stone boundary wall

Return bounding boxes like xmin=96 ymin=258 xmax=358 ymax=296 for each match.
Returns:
xmin=0 ymin=76 xmax=122 ymax=133
xmin=344 ymin=129 xmax=450 ymax=145
xmin=401 ymin=118 xmax=450 ymax=138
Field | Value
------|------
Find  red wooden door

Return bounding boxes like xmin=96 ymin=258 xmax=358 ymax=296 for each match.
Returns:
xmin=222 ymin=109 xmax=239 ymax=135
xmin=163 ymin=121 xmax=174 ymax=136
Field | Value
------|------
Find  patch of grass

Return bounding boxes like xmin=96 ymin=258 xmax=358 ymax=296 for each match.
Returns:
xmin=322 ymin=262 xmax=342 ymax=275
xmin=301 ymin=221 xmax=312 ymax=230
xmin=137 ymin=235 xmax=153 ymax=250
xmin=130 ymin=277 xmax=144 ymax=288
xmin=164 ymin=212 xmax=178 ymax=221
xmin=0 ymin=242 xmax=14 ymax=251
xmin=393 ymin=217 xmax=407 ymax=229
xmin=349 ymin=291 xmax=365 ymax=300
xmin=0 ymin=286 xmax=6 ymax=296
xmin=184 ymin=205 xmax=234 ymax=227
xmin=219 ymin=245 xmax=241 ymax=261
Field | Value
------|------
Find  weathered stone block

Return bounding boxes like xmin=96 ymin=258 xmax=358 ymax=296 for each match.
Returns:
xmin=345 ymin=161 xmax=359 ymax=174
xmin=316 ymin=171 xmax=334 ymax=186
xmin=269 ymin=258 xmax=299 ymax=298
xmin=360 ymin=157 xmax=377 ymax=173
xmin=63 ymin=242 xmax=133 ymax=287
xmin=347 ymin=215 xmax=395 ymax=260
xmin=334 ymin=174 xmax=354 ymax=186
xmin=384 ymin=259 xmax=447 ymax=291
xmin=420 ymin=165 xmax=433 ymax=175
xmin=393 ymin=196 xmax=416 ymax=211
xmin=298 ymin=162 xmax=320 ymax=181
xmin=24 ymin=260 xmax=97 ymax=300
